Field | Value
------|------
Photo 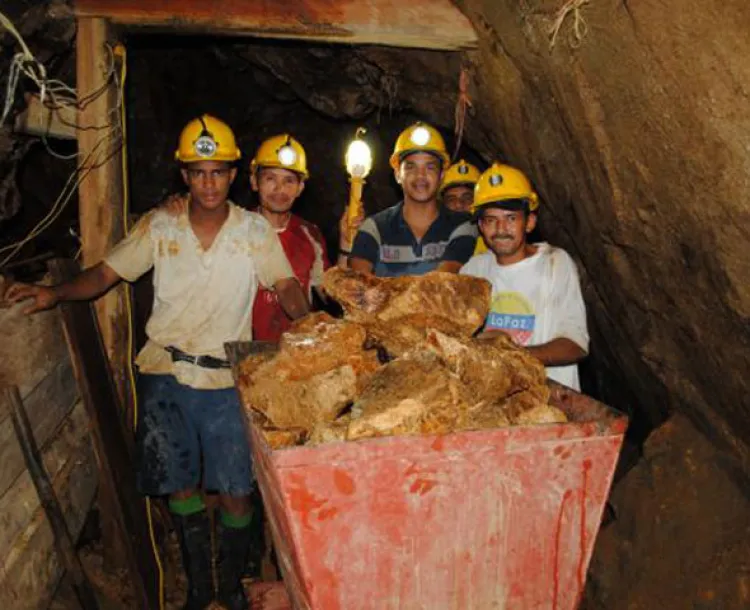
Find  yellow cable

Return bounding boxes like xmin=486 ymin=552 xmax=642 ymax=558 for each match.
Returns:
xmin=117 ymin=42 xmax=165 ymax=610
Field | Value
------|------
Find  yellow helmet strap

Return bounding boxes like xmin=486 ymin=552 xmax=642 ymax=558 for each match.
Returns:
xmin=193 ymin=116 xmax=219 ymax=159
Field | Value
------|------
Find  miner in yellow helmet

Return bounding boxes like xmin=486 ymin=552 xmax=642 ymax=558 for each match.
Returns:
xmin=248 ymin=133 xmax=332 ymax=342
xmin=440 ymin=159 xmax=481 ymax=213
xmin=460 ymin=162 xmax=589 ymax=391
xmin=7 ymin=115 xmax=309 ymax=610
xmin=349 ymin=122 xmax=477 ymax=276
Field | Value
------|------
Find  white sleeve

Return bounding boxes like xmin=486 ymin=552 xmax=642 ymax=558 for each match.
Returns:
xmin=548 ymin=250 xmax=589 ymax=353
xmin=459 ymin=256 xmax=481 ymax=276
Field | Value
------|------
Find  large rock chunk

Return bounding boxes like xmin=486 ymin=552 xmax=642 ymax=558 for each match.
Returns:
xmin=321 ymin=268 xmax=492 ymax=356
xmin=418 ymin=330 xmax=564 ymax=427
xmin=344 ymin=333 xmax=564 ymax=442
xmin=420 ymin=330 xmax=550 ymax=408
xmin=236 ymin=313 xmax=380 ymax=437
xmin=346 ymin=351 xmax=472 ymax=440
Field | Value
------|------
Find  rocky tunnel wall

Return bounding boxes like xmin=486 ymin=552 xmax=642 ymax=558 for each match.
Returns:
xmin=453 ymin=0 xmax=750 ymax=466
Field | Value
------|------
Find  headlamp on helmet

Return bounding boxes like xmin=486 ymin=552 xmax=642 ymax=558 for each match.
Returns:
xmin=175 ymin=114 xmax=240 ymax=163
xmin=277 ymin=138 xmax=298 ymax=167
xmin=410 ymin=126 xmax=431 ymax=146
xmin=193 ymin=117 xmax=218 ymax=158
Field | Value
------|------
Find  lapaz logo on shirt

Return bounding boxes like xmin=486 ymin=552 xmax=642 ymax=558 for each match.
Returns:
xmin=486 ymin=291 xmax=536 ymax=345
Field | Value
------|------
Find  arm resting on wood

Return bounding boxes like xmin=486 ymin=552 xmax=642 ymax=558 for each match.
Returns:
xmin=53 ymin=262 xmax=121 ymax=301
xmin=5 ymin=262 xmax=121 ymax=314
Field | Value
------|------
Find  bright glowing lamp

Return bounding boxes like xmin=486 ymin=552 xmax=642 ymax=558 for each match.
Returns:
xmin=346 ymin=134 xmax=373 ymax=179
xmin=277 ymin=144 xmax=298 ymax=166
xmin=343 ymin=128 xmax=372 ymax=251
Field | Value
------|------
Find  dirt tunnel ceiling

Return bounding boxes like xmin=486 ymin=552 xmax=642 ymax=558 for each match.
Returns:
xmin=1 ymin=4 xmax=750 ymax=602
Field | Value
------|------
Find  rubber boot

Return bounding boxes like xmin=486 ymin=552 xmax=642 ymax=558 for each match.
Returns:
xmin=173 ymin=510 xmax=214 ymax=610
xmin=216 ymin=515 xmax=252 ymax=610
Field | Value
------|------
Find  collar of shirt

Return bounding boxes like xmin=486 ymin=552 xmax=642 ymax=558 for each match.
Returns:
xmin=389 ymin=200 xmax=469 ymax=244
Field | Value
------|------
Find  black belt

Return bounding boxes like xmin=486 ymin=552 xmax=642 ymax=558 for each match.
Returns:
xmin=165 ymin=346 xmax=230 ymax=369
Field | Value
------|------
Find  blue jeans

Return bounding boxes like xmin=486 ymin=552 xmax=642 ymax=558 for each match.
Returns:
xmin=134 ymin=373 xmax=253 ymax=496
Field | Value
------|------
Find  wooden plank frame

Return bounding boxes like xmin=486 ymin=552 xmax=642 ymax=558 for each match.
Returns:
xmin=75 ymin=0 xmax=478 ymax=51
xmin=75 ymin=17 xmax=130 ymax=410
xmin=50 ymin=258 xmax=158 ymax=609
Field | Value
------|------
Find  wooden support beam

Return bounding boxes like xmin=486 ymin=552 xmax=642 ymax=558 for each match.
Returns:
xmin=0 ymin=400 xmax=98 ymax=609
xmin=50 ymin=258 xmax=158 ymax=610
xmin=75 ymin=0 xmax=478 ymax=50
xmin=5 ymin=386 xmax=100 ymax=610
xmin=14 ymin=94 xmax=78 ymax=140
xmin=75 ymin=17 xmax=129 ymax=407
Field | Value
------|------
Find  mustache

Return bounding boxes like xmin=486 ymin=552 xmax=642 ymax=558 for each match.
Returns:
xmin=490 ymin=234 xmax=514 ymax=240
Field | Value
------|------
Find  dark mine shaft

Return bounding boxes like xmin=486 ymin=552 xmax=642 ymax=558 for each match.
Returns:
xmin=0 ymin=1 xmax=748 ymax=609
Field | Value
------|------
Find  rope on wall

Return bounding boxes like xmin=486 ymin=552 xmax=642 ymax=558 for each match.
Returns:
xmin=452 ymin=66 xmax=473 ymax=161
xmin=548 ymin=0 xmax=591 ymax=49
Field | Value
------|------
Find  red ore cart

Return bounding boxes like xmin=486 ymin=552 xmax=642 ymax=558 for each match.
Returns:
xmin=227 ymin=342 xmax=627 ymax=610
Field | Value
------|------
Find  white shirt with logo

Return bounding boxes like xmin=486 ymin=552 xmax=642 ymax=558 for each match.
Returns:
xmin=460 ymin=242 xmax=589 ymax=390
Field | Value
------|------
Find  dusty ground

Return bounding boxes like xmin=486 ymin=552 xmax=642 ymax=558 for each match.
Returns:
xmin=49 ymin=533 xmax=186 ymax=610
xmin=50 ymin=503 xmax=282 ymax=610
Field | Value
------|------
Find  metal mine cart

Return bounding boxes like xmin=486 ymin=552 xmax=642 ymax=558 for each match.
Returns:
xmin=227 ymin=342 xmax=627 ymax=610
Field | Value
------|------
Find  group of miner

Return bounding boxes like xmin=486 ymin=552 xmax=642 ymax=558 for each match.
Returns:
xmin=5 ymin=115 xmax=589 ymax=610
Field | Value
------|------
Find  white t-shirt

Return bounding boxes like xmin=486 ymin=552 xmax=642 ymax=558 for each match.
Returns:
xmin=106 ymin=202 xmax=294 ymax=389
xmin=460 ymin=242 xmax=589 ymax=390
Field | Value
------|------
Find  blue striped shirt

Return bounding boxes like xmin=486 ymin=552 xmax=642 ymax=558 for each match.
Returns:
xmin=351 ymin=202 xmax=477 ymax=277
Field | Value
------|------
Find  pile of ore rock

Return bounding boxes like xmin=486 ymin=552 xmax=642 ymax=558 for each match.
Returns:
xmin=236 ymin=268 xmax=567 ymax=449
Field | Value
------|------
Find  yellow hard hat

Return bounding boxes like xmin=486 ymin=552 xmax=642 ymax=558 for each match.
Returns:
xmin=250 ymin=134 xmax=309 ymax=179
xmin=389 ymin=122 xmax=450 ymax=170
xmin=473 ymin=162 xmax=539 ymax=213
xmin=174 ymin=114 xmax=241 ymax=163
xmin=440 ymin=159 xmax=481 ymax=194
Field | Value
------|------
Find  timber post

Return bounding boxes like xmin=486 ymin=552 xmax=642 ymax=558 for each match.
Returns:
xmin=75 ymin=17 xmax=129 ymax=409
xmin=75 ymin=16 xmax=140 ymax=582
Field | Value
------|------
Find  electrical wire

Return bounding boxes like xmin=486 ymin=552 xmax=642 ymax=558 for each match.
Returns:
xmin=0 ymin=9 xmax=77 ymax=125
xmin=0 ymin=134 xmax=117 ymax=268
xmin=115 ymin=42 xmax=166 ymax=610
xmin=0 ymin=10 xmax=123 ymax=270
